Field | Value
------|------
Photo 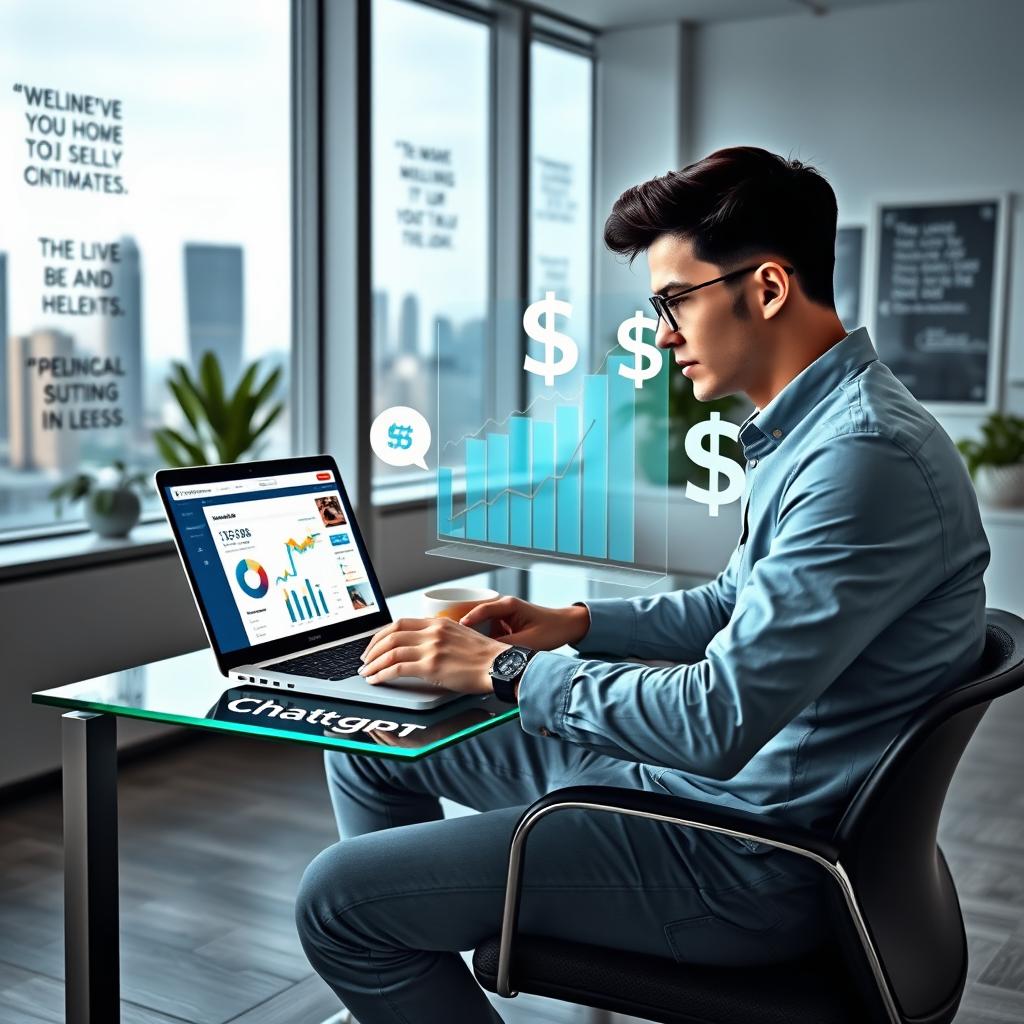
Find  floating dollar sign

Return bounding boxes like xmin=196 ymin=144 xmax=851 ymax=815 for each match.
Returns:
xmin=522 ymin=291 xmax=578 ymax=387
xmin=387 ymin=423 xmax=413 ymax=450
xmin=616 ymin=310 xmax=663 ymax=389
xmin=684 ymin=412 xmax=745 ymax=517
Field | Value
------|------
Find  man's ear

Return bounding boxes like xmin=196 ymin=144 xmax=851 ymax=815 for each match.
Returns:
xmin=756 ymin=261 xmax=790 ymax=321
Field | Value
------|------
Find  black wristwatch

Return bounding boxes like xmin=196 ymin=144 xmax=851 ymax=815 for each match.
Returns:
xmin=489 ymin=645 xmax=536 ymax=705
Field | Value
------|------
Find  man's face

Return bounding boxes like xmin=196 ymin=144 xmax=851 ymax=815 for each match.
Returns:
xmin=647 ymin=234 xmax=765 ymax=402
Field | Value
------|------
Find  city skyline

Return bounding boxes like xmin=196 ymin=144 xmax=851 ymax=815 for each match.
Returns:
xmin=0 ymin=235 xmax=288 ymax=534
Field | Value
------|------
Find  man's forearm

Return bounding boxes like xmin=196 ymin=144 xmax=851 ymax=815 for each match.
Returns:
xmin=512 ymin=603 xmax=590 ymax=702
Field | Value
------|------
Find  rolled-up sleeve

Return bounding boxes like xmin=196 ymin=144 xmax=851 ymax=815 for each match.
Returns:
xmin=517 ymin=434 xmax=947 ymax=779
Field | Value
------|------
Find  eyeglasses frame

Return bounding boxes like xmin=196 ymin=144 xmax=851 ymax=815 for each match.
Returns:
xmin=648 ymin=262 xmax=795 ymax=333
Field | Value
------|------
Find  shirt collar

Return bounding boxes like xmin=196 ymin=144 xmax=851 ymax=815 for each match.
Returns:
xmin=737 ymin=326 xmax=878 ymax=459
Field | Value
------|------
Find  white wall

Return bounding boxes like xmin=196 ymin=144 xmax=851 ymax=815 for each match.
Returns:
xmin=687 ymin=0 xmax=1024 ymax=612
xmin=593 ymin=22 xmax=689 ymax=347
xmin=689 ymin=0 xmax=1024 ymax=437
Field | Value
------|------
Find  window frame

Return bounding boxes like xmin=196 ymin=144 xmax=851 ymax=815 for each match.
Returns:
xmin=366 ymin=0 xmax=597 ymax=509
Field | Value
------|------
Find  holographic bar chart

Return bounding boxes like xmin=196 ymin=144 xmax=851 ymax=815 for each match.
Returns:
xmin=436 ymin=354 xmax=641 ymax=563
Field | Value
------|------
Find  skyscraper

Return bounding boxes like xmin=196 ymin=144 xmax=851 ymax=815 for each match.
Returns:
xmin=397 ymin=293 xmax=419 ymax=356
xmin=100 ymin=236 xmax=143 ymax=439
xmin=8 ymin=329 xmax=78 ymax=473
xmin=184 ymin=243 xmax=244 ymax=387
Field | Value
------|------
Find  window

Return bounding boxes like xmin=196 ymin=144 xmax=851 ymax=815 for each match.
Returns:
xmin=528 ymin=39 xmax=594 ymax=399
xmin=0 ymin=0 xmax=291 ymax=537
xmin=370 ymin=0 xmax=491 ymax=490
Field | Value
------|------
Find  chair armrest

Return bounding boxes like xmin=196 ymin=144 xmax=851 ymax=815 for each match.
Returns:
xmin=493 ymin=784 xmax=839 ymax=999
xmin=523 ymin=785 xmax=840 ymax=860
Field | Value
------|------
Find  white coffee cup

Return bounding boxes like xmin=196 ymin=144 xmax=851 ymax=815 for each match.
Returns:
xmin=422 ymin=586 xmax=500 ymax=634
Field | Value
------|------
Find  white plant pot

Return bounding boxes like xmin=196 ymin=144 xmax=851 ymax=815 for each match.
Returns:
xmin=974 ymin=463 xmax=1024 ymax=509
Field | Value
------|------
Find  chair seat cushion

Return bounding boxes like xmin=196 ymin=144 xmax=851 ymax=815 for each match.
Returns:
xmin=473 ymin=933 xmax=869 ymax=1024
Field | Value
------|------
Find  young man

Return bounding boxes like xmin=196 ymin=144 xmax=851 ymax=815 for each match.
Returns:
xmin=295 ymin=147 xmax=990 ymax=1024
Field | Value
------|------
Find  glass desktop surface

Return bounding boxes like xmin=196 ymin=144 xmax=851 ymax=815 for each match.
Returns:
xmin=32 ymin=566 xmax=696 ymax=759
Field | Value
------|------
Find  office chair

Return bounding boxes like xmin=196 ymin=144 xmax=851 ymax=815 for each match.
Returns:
xmin=473 ymin=609 xmax=1024 ymax=1024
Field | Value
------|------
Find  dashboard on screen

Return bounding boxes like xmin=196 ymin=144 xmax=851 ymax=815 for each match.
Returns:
xmin=162 ymin=467 xmax=383 ymax=656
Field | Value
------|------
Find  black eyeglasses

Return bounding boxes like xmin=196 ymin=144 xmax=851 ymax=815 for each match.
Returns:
xmin=649 ymin=263 xmax=795 ymax=333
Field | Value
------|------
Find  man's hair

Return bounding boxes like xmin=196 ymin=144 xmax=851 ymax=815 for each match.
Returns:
xmin=603 ymin=146 xmax=838 ymax=310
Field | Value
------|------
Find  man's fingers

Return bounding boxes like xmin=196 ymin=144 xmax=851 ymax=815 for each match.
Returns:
xmin=360 ymin=632 xmax=427 ymax=671
xmin=364 ymin=658 xmax=432 ymax=684
xmin=362 ymin=618 xmax=433 ymax=663
xmin=459 ymin=597 xmax=518 ymax=628
xmin=359 ymin=644 xmax=422 ymax=678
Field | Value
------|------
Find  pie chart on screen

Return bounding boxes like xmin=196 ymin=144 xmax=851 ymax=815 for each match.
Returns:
xmin=235 ymin=558 xmax=270 ymax=599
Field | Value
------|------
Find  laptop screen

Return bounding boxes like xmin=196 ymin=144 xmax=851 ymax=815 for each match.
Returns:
xmin=162 ymin=466 xmax=382 ymax=655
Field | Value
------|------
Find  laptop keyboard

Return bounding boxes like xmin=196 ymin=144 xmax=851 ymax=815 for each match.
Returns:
xmin=268 ymin=637 xmax=373 ymax=680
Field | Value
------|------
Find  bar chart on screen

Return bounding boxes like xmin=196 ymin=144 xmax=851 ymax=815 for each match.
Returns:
xmin=283 ymin=579 xmax=331 ymax=622
xmin=433 ymin=350 xmax=669 ymax=584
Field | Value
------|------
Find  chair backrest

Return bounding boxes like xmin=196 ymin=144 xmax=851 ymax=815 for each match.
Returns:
xmin=829 ymin=610 xmax=1024 ymax=1023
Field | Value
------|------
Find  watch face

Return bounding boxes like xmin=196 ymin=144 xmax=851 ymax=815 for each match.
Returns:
xmin=496 ymin=649 xmax=527 ymax=677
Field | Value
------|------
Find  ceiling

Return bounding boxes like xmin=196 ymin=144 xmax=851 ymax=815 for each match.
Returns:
xmin=531 ymin=0 xmax=927 ymax=31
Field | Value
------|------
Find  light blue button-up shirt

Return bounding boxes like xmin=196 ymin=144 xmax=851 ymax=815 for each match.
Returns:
xmin=518 ymin=326 xmax=990 ymax=844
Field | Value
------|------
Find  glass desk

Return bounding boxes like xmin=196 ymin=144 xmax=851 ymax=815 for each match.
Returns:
xmin=32 ymin=564 xmax=691 ymax=1024
xmin=34 ymin=650 xmax=521 ymax=761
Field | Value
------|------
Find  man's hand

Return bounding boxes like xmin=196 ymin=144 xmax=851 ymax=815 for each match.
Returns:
xmin=358 ymin=617 xmax=510 ymax=694
xmin=458 ymin=596 xmax=590 ymax=651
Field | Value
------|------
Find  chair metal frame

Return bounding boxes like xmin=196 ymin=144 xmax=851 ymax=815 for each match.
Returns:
xmin=493 ymin=793 xmax=899 ymax=1023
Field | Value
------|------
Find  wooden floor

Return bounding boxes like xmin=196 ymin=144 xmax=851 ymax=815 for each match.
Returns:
xmin=2 ymin=686 xmax=1024 ymax=1023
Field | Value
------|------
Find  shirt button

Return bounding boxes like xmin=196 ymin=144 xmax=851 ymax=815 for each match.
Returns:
xmin=539 ymin=727 xmax=550 ymax=737
xmin=749 ymin=458 xmax=758 ymax=468
xmin=772 ymin=428 xmax=783 ymax=438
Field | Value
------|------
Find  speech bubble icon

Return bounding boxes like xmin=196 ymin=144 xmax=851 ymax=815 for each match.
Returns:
xmin=370 ymin=406 xmax=431 ymax=471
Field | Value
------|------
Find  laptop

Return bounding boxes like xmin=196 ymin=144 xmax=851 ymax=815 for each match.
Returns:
xmin=157 ymin=455 xmax=465 ymax=710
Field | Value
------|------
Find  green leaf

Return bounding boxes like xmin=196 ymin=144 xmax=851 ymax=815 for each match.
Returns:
xmin=49 ymin=473 xmax=93 ymax=516
xmin=198 ymin=351 xmax=228 ymax=437
xmin=155 ymin=427 xmax=208 ymax=467
xmin=167 ymin=377 xmax=204 ymax=435
xmin=230 ymin=361 xmax=262 ymax=414
xmin=154 ymin=431 xmax=190 ymax=469
xmin=92 ymin=489 xmax=115 ymax=517
xmin=250 ymin=365 xmax=283 ymax=411
xmin=248 ymin=401 xmax=285 ymax=448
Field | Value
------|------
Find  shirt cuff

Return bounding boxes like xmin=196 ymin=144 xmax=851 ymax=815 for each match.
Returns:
xmin=516 ymin=650 xmax=578 ymax=739
xmin=571 ymin=598 xmax=637 ymax=655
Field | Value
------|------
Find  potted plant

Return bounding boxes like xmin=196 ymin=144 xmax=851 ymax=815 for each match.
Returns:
xmin=153 ymin=350 xmax=285 ymax=468
xmin=49 ymin=459 xmax=148 ymax=538
xmin=956 ymin=412 xmax=1024 ymax=508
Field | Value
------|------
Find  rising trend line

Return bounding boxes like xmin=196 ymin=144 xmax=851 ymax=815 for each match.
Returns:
xmin=439 ymin=342 xmax=629 ymax=454
xmin=274 ymin=533 xmax=320 ymax=585
xmin=449 ymin=420 xmax=595 ymax=522
xmin=440 ymin=387 xmax=582 ymax=453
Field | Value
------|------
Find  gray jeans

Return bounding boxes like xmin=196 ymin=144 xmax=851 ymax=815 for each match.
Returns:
xmin=295 ymin=718 xmax=828 ymax=1023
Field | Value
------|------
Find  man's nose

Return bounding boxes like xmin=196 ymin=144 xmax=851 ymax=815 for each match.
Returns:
xmin=655 ymin=321 xmax=680 ymax=349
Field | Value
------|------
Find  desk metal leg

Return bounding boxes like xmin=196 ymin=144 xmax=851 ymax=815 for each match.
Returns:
xmin=63 ymin=711 xmax=119 ymax=1023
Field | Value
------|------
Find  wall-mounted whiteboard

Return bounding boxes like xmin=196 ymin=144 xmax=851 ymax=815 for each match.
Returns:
xmin=868 ymin=196 xmax=1009 ymax=413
